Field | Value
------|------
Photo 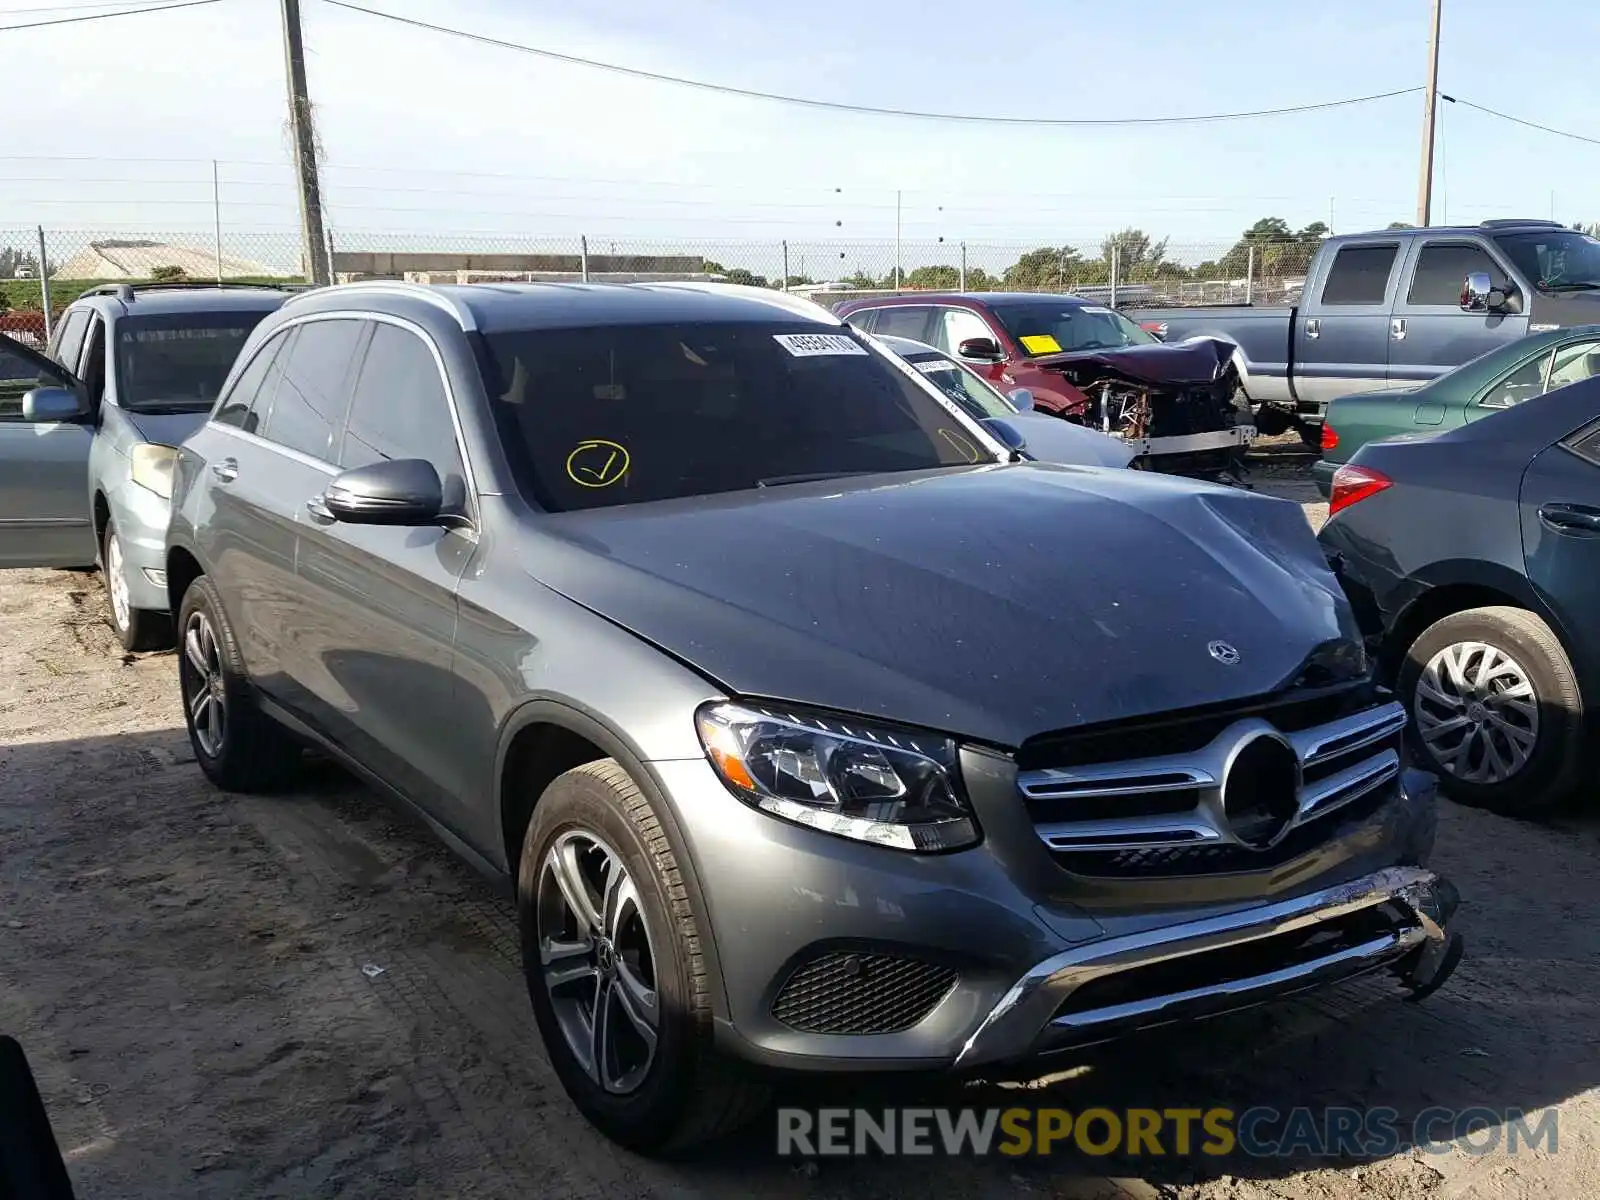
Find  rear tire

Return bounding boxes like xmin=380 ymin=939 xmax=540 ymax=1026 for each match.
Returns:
xmin=1397 ymin=606 xmax=1586 ymax=816
xmin=176 ymin=574 xmax=303 ymax=792
xmin=517 ymin=760 xmax=766 ymax=1154
xmin=104 ymin=523 xmax=170 ymax=652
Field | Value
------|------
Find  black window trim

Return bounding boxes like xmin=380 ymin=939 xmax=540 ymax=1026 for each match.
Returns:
xmin=1403 ymin=238 xmax=1515 ymax=308
xmin=1318 ymin=240 xmax=1403 ymax=307
xmin=1559 ymin=413 xmax=1600 ymax=468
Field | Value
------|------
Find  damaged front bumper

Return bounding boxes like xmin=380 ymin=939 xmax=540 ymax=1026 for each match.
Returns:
xmin=954 ymin=864 xmax=1463 ymax=1069
xmin=1127 ymin=423 xmax=1257 ymax=461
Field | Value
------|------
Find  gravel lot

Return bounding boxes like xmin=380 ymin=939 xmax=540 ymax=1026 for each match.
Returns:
xmin=3 ymin=458 xmax=1597 ymax=1199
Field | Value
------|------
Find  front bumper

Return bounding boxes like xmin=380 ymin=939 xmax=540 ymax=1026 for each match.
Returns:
xmin=1127 ymin=424 xmax=1256 ymax=460
xmin=955 ymin=863 xmax=1460 ymax=1069
xmin=105 ymin=480 xmax=175 ymax=612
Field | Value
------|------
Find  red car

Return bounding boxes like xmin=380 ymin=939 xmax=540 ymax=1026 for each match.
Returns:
xmin=834 ymin=292 xmax=1255 ymax=477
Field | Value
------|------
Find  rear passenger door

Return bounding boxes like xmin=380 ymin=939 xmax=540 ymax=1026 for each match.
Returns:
xmin=1297 ymin=241 xmax=1402 ymax=410
xmin=293 ymin=318 xmax=479 ymax=836
xmin=196 ymin=318 xmax=363 ymax=694
xmin=1389 ymin=239 xmax=1529 ymax=394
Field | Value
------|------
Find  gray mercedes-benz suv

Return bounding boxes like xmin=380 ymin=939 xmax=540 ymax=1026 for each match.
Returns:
xmin=163 ymin=280 xmax=1462 ymax=1152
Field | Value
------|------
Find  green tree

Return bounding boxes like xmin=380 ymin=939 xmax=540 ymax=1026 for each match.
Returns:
xmin=906 ymin=264 xmax=960 ymax=289
xmin=1386 ymin=221 xmax=1416 ymax=230
xmin=1101 ymin=228 xmax=1173 ymax=280
xmin=150 ymin=264 xmax=188 ymax=282
xmin=1002 ymin=246 xmax=1086 ymax=289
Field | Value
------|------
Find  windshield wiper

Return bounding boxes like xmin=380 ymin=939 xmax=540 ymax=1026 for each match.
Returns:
xmin=128 ymin=403 xmax=213 ymax=415
xmin=756 ymin=470 xmax=881 ymax=488
xmin=1542 ymin=282 xmax=1600 ymax=292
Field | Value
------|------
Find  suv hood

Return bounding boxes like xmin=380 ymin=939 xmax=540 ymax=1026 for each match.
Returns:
xmin=532 ymin=464 xmax=1360 ymax=748
xmin=122 ymin=408 xmax=211 ymax=446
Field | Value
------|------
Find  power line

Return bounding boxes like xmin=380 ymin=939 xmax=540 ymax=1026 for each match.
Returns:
xmin=1445 ymin=95 xmax=1600 ymax=149
xmin=0 ymin=0 xmax=197 ymax=13
xmin=322 ymin=0 xmax=1420 ymax=127
xmin=0 ymin=0 xmax=221 ymax=31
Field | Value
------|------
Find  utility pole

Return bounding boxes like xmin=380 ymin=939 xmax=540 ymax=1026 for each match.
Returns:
xmin=1415 ymin=0 xmax=1443 ymax=227
xmin=281 ymin=0 xmax=330 ymax=286
xmin=894 ymin=190 xmax=903 ymax=290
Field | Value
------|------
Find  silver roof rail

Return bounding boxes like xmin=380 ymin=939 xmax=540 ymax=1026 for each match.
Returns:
xmin=279 ymin=280 xmax=478 ymax=331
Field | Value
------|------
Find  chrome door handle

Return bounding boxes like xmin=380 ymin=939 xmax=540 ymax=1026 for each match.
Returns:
xmin=1305 ymin=319 xmax=1321 ymax=340
xmin=210 ymin=457 xmax=238 ymax=483
xmin=1391 ymin=318 xmax=1407 ymax=340
xmin=305 ymin=496 xmax=336 ymax=524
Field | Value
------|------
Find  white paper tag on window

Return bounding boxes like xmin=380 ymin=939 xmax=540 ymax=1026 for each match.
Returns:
xmin=773 ymin=333 xmax=869 ymax=357
xmin=914 ymin=360 xmax=959 ymax=374
xmin=1079 ymin=306 xmax=1114 ymax=315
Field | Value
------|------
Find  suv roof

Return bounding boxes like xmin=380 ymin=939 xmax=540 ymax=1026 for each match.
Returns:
xmin=66 ymin=284 xmax=293 ymax=318
xmin=278 ymin=280 xmax=838 ymax=334
xmin=837 ymin=292 xmax=1097 ymax=310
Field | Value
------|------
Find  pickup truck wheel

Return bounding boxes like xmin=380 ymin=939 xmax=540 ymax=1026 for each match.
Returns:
xmin=1398 ymin=606 xmax=1585 ymax=816
xmin=176 ymin=575 xmax=303 ymax=793
xmin=104 ymin=523 xmax=170 ymax=652
xmin=518 ymin=760 xmax=767 ymax=1154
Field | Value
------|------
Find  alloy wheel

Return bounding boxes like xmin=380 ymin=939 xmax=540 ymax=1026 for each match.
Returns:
xmin=106 ymin=533 xmax=131 ymax=632
xmin=1414 ymin=640 xmax=1539 ymax=784
xmin=535 ymin=830 xmax=661 ymax=1094
xmin=182 ymin=610 xmax=227 ymax=759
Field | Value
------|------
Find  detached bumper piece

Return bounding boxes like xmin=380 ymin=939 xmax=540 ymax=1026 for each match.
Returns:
xmin=954 ymin=865 xmax=1463 ymax=1068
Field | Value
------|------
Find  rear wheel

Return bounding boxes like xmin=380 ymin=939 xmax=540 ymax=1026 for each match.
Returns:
xmin=1398 ymin=606 xmax=1586 ymax=816
xmin=103 ymin=523 xmax=169 ymax=652
xmin=176 ymin=575 xmax=303 ymax=792
xmin=518 ymin=760 xmax=766 ymax=1153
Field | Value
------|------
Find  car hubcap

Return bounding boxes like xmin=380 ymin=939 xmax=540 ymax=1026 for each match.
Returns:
xmin=1415 ymin=640 xmax=1539 ymax=784
xmin=535 ymin=830 xmax=660 ymax=1094
xmin=106 ymin=534 xmax=130 ymax=631
xmin=182 ymin=611 xmax=227 ymax=759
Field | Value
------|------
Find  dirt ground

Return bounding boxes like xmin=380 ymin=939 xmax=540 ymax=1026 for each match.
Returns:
xmin=3 ymin=457 xmax=1598 ymax=1200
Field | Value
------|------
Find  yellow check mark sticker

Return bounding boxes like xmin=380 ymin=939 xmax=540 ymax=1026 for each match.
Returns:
xmin=938 ymin=428 xmax=982 ymax=463
xmin=565 ymin=439 xmax=631 ymax=488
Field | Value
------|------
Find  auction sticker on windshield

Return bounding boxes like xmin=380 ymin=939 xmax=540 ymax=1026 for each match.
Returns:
xmin=1019 ymin=334 xmax=1062 ymax=355
xmin=914 ymin=360 xmax=959 ymax=374
xmin=773 ymin=333 xmax=869 ymax=357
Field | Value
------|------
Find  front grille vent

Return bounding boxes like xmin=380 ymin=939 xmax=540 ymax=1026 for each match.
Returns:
xmin=771 ymin=951 xmax=957 ymax=1035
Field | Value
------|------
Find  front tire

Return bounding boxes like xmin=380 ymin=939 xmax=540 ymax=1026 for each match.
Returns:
xmin=1398 ymin=605 xmax=1586 ymax=816
xmin=517 ymin=760 xmax=766 ymax=1154
xmin=103 ymin=523 xmax=170 ymax=652
xmin=176 ymin=575 xmax=303 ymax=792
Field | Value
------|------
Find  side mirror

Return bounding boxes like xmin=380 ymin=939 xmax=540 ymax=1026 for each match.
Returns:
xmin=321 ymin=459 xmax=443 ymax=526
xmin=1460 ymin=272 xmax=1510 ymax=313
xmin=1008 ymin=387 xmax=1036 ymax=412
xmin=21 ymin=387 xmax=86 ymax=422
xmin=957 ymin=337 xmax=1005 ymax=364
xmin=981 ymin=417 xmax=1028 ymax=456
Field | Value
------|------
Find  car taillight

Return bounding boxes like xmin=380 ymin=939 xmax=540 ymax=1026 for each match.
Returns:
xmin=1328 ymin=464 xmax=1393 ymax=516
xmin=1320 ymin=423 xmax=1339 ymax=452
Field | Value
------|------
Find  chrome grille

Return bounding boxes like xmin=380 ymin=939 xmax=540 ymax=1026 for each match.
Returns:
xmin=1019 ymin=702 xmax=1407 ymax=877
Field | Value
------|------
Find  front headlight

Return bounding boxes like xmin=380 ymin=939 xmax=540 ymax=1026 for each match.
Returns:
xmin=695 ymin=701 xmax=979 ymax=852
xmin=129 ymin=443 xmax=178 ymax=499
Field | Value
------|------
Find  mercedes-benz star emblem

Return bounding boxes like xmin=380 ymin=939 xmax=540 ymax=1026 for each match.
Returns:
xmin=1208 ymin=640 xmax=1241 ymax=665
xmin=1221 ymin=733 xmax=1301 ymax=848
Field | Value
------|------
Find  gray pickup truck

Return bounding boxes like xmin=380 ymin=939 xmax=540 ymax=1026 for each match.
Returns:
xmin=1134 ymin=220 xmax=1600 ymax=439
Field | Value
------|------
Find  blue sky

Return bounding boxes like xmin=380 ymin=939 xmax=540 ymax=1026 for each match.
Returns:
xmin=4 ymin=0 xmax=1598 ymax=270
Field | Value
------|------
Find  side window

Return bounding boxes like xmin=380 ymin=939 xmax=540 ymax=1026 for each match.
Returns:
xmin=260 ymin=318 xmax=363 ymax=460
xmin=1319 ymin=244 xmax=1400 ymax=306
xmin=871 ymin=306 xmax=935 ymax=343
xmin=213 ymin=330 xmax=292 ymax=433
xmin=339 ymin=323 xmax=467 ymax=508
xmin=0 ymin=342 xmax=62 ymax=421
xmin=1544 ymin=341 xmax=1600 ymax=394
xmin=1407 ymin=243 xmax=1508 ymax=306
xmin=841 ymin=309 xmax=876 ymax=333
xmin=1480 ymin=352 xmax=1550 ymax=409
xmin=48 ymin=309 xmax=90 ymax=373
xmin=936 ymin=308 xmax=995 ymax=356
xmin=1567 ymin=421 xmax=1600 ymax=467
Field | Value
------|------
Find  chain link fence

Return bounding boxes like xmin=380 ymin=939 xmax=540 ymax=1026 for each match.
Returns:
xmin=1 ymin=226 xmax=1327 ymax=334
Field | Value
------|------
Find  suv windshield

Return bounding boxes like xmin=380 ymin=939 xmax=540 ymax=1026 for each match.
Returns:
xmin=481 ymin=322 xmax=996 ymax=512
xmin=115 ymin=311 xmax=270 ymax=413
xmin=897 ymin=347 xmax=1015 ymax=420
xmin=989 ymin=301 xmax=1157 ymax=355
xmin=1493 ymin=230 xmax=1600 ymax=292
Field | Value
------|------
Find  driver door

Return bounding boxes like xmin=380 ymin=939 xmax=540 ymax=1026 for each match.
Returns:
xmin=0 ymin=331 xmax=96 ymax=568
